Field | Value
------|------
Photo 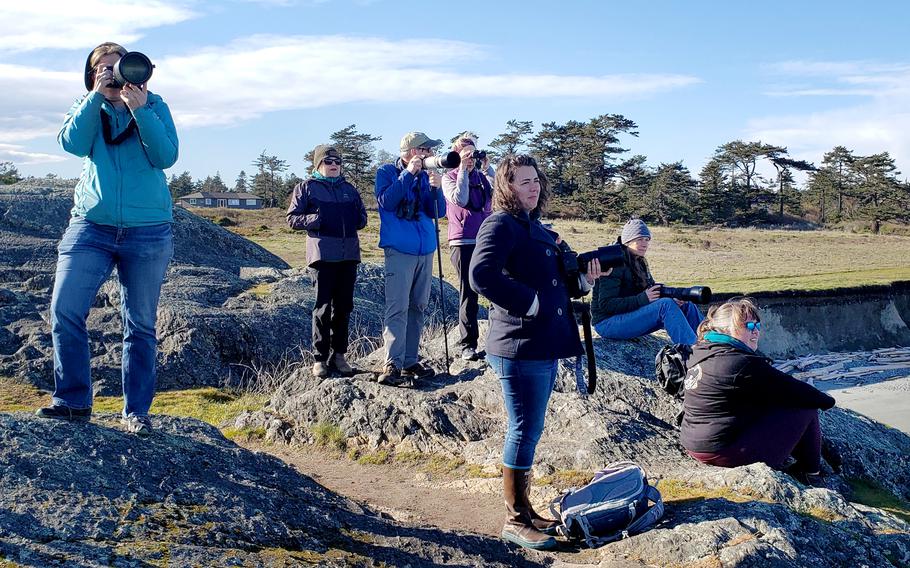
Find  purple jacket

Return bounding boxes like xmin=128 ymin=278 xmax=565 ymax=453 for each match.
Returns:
xmin=442 ymin=167 xmax=493 ymax=245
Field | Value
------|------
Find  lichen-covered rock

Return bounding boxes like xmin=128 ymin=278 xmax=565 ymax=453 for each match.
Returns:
xmin=0 ymin=413 xmax=545 ymax=567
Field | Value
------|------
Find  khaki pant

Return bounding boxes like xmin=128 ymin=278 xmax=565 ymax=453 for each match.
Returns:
xmin=382 ymin=248 xmax=434 ymax=368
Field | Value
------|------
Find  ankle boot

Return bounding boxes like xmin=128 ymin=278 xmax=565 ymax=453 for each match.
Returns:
xmin=502 ymin=466 xmax=557 ymax=550
xmin=517 ymin=468 xmax=560 ymax=535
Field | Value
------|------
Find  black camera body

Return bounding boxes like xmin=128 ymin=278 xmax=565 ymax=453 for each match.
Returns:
xmin=472 ymin=150 xmax=487 ymax=167
xmin=85 ymin=51 xmax=154 ymax=91
xmin=558 ymin=243 xmax=625 ymax=298
xmin=659 ymin=285 xmax=712 ymax=304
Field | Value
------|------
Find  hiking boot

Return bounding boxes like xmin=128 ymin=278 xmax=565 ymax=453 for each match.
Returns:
xmin=122 ymin=415 xmax=152 ymax=437
xmin=331 ymin=353 xmax=354 ymax=375
xmin=821 ymin=438 xmax=843 ymax=473
xmin=460 ymin=346 xmax=479 ymax=361
xmin=312 ymin=360 xmax=329 ymax=378
xmin=502 ymin=466 xmax=557 ymax=550
xmin=402 ymin=361 xmax=435 ymax=380
xmin=35 ymin=405 xmax=91 ymax=422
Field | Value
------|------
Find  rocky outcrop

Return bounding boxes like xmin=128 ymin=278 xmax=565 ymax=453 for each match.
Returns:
xmin=0 ymin=412 xmax=544 ymax=567
xmin=0 ymin=180 xmax=457 ymax=394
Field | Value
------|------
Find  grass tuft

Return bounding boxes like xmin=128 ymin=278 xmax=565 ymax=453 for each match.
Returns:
xmin=311 ymin=422 xmax=347 ymax=451
xmin=847 ymin=477 xmax=910 ymax=522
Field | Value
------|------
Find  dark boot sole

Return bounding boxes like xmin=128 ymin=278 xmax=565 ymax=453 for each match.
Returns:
xmin=35 ymin=412 xmax=91 ymax=422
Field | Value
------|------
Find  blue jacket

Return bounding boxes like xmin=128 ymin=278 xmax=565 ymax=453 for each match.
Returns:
xmin=374 ymin=160 xmax=446 ymax=256
xmin=469 ymin=211 xmax=583 ymax=360
xmin=58 ymin=91 xmax=178 ymax=227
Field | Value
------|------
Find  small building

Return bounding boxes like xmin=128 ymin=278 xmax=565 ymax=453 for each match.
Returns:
xmin=178 ymin=192 xmax=264 ymax=210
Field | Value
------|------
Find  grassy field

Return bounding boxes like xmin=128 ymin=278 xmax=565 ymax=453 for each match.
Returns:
xmin=195 ymin=207 xmax=910 ymax=294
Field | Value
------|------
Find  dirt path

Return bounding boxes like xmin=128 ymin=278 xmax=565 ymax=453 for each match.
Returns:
xmin=244 ymin=442 xmax=505 ymax=537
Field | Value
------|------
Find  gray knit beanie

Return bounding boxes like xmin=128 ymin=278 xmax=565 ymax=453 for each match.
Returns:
xmin=620 ymin=219 xmax=651 ymax=244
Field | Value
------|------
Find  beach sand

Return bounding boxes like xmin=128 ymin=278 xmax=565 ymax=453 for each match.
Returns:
xmin=824 ymin=375 xmax=910 ymax=435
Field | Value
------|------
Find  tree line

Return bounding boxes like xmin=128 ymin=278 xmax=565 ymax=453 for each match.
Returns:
xmin=4 ymin=113 xmax=907 ymax=233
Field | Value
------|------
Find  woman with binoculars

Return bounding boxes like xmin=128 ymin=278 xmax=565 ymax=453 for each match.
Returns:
xmin=681 ymin=298 xmax=836 ymax=485
xmin=470 ymin=154 xmax=606 ymax=550
xmin=35 ymin=42 xmax=178 ymax=437
xmin=591 ymin=219 xmax=702 ymax=345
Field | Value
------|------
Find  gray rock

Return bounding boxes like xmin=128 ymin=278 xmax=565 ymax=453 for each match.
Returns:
xmin=0 ymin=412 xmax=545 ymax=567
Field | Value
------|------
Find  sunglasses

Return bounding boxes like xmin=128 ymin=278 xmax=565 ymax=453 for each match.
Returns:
xmin=745 ymin=321 xmax=762 ymax=332
xmin=322 ymin=158 xmax=342 ymax=165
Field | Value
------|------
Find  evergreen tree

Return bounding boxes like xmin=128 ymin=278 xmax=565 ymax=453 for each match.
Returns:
xmin=849 ymin=152 xmax=907 ymax=233
xmin=489 ymin=120 xmax=534 ymax=159
xmin=322 ymin=124 xmax=382 ymax=207
xmin=0 ymin=161 xmax=22 ymax=185
xmin=768 ymin=153 xmax=814 ymax=217
xmin=251 ymin=150 xmax=289 ymax=208
xmin=696 ymin=158 xmax=733 ymax=224
xmin=168 ymin=171 xmax=195 ymax=199
xmin=199 ymin=171 xmax=229 ymax=193
xmin=233 ymin=170 xmax=248 ymax=193
xmin=805 ymin=146 xmax=856 ymax=223
xmin=712 ymin=140 xmax=785 ymax=222
xmin=641 ymin=162 xmax=697 ymax=225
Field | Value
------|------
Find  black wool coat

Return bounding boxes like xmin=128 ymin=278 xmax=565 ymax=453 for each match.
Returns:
xmin=469 ymin=211 xmax=582 ymax=360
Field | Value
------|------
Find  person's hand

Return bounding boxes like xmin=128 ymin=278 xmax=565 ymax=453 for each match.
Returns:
xmin=120 ymin=83 xmax=147 ymax=111
xmin=427 ymin=170 xmax=442 ymax=188
xmin=584 ymin=259 xmax=612 ymax=284
xmin=482 ymin=155 xmax=490 ymax=172
xmin=406 ymin=155 xmax=423 ymax=176
xmin=645 ymin=284 xmax=661 ymax=302
xmin=93 ymin=65 xmax=114 ymax=93
xmin=458 ymin=147 xmax=474 ymax=171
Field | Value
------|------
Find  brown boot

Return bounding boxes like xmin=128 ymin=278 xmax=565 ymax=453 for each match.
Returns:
xmin=517 ymin=468 xmax=561 ymax=535
xmin=502 ymin=466 xmax=557 ymax=550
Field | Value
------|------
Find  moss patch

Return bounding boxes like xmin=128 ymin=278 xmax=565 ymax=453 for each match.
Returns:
xmin=246 ymin=282 xmax=274 ymax=298
xmin=222 ymin=426 xmax=267 ymax=442
xmin=92 ymin=387 xmax=267 ymax=426
xmin=656 ymin=479 xmax=763 ymax=504
xmin=537 ymin=470 xmax=593 ymax=491
xmin=0 ymin=376 xmax=49 ymax=412
xmin=847 ymin=477 xmax=910 ymax=522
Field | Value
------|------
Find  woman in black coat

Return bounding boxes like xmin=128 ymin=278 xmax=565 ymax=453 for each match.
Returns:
xmin=680 ymin=298 xmax=836 ymax=484
xmin=470 ymin=154 xmax=605 ymax=550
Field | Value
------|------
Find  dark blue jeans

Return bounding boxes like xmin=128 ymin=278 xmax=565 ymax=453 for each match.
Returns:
xmin=594 ymin=298 xmax=702 ymax=345
xmin=50 ymin=218 xmax=173 ymax=416
xmin=487 ymin=355 xmax=558 ymax=470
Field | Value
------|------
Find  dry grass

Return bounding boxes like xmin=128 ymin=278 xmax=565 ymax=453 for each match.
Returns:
xmin=193 ymin=207 xmax=910 ymax=294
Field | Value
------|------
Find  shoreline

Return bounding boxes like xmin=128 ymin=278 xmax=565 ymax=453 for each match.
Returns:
xmin=821 ymin=375 xmax=910 ymax=435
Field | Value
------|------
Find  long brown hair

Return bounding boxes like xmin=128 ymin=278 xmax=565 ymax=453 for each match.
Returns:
xmin=697 ymin=297 xmax=761 ymax=340
xmin=492 ymin=154 xmax=550 ymax=217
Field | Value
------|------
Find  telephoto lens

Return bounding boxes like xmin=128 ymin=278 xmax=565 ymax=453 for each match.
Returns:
xmin=113 ymin=52 xmax=155 ymax=87
xmin=659 ymin=285 xmax=713 ymax=304
xmin=577 ymin=245 xmax=625 ymax=273
xmin=422 ymin=151 xmax=461 ymax=169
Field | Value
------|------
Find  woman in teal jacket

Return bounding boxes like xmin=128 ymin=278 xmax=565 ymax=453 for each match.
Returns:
xmin=36 ymin=42 xmax=178 ymax=437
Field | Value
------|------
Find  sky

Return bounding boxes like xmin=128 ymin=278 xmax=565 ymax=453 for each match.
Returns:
xmin=2 ymin=0 xmax=910 ymax=185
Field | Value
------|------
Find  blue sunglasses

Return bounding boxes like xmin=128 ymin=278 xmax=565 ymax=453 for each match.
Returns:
xmin=745 ymin=321 xmax=762 ymax=331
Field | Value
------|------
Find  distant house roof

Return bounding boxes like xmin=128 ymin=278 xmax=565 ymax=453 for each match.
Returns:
xmin=180 ymin=192 xmax=262 ymax=200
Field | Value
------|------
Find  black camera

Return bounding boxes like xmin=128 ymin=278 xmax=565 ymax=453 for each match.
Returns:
xmin=422 ymin=151 xmax=461 ymax=169
xmin=110 ymin=52 xmax=154 ymax=87
xmin=559 ymin=243 xmax=625 ymax=298
xmin=472 ymin=150 xmax=487 ymax=165
xmin=659 ymin=285 xmax=712 ymax=304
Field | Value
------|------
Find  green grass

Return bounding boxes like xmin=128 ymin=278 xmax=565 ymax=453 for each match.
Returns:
xmin=196 ymin=207 xmax=910 ymax=294
xmin=92 ymin=387 xmax=268 ymax=427
xmin=311 ymin=421 xmax=347 ymax=451
xmin=847 ymin=477 xmax=910 ymax=522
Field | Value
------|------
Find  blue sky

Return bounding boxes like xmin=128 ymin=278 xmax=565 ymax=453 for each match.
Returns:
xmin=2 ymin=0 xmax=909 ymax=184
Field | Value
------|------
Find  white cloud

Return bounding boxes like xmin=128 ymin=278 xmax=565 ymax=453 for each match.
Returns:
xmin=0 ymin=1 xmax=196 ymax=52
xmin=0 ymin=143 xmax=67 ymax=165
xmin=146 ymin=35 xmax=699 ymax=127
xmin=748 ymin=60 xmax=910 ymax=173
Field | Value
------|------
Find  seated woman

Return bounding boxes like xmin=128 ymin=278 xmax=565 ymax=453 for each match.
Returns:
xmin=680 ymin=298 xmax=836 ymax=484
xmin=591 ymin=219 xmax=702 ymax=345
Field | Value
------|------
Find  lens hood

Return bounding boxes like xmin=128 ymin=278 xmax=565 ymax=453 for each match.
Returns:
xmin=114 ymin=52 xmax=154 ymax=87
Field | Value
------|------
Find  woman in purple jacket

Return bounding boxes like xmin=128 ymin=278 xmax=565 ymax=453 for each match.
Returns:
xmin=287 ymin=145 xmax=367 ymax=378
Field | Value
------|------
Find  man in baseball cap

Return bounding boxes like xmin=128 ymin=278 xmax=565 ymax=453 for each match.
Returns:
xmin=373 ymin=132 xmax=447 ymax=386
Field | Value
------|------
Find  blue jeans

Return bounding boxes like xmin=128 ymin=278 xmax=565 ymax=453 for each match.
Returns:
xmin=50 ymin=218 xmax=173 ymax=416
xmin=487 ymin=355 xmax=558 ymax=470
xmin=594 ymin=298 xmax=702 ymax=345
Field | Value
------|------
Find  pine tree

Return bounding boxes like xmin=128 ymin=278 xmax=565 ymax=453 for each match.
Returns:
xmin=251 ymin=150 xmax=289 ymax=208
xmin=849 ymin=152 xmax=907 ymax=233
xmin=696 ymin=158 xmax=732 ymax=224
xmin=0 ymin=161 xmax=22 ymax=185
xmin=489 ymin=120 xmax=534 ymax=159
xmin=168 ymin=171 xmax=195 ymax=199
xmin=324 ymin=124 xmax=382 ymax=207
xmin=642 ymin=162 xmax=697 ymax=225
xmin=768 ymin=153 xmax=814 ymax=218
xmin=233 ymin=170 xmax=248 ymax=193
xmin=805 ymin=146 xmax=856 ymax=223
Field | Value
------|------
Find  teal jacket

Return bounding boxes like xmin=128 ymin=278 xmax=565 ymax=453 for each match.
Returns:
xmin=58 ymin=91 xmax=179 ymax=227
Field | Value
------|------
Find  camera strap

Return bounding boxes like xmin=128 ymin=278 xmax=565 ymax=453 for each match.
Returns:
xmin=100 ymin=111 xmax=137 ymax=145
xmin=572 ymin=300 xmax=598 ymax=394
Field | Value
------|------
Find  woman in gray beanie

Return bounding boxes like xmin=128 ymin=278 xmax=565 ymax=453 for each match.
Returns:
xmin=590 ymin=219 xmax=702 ymax=345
